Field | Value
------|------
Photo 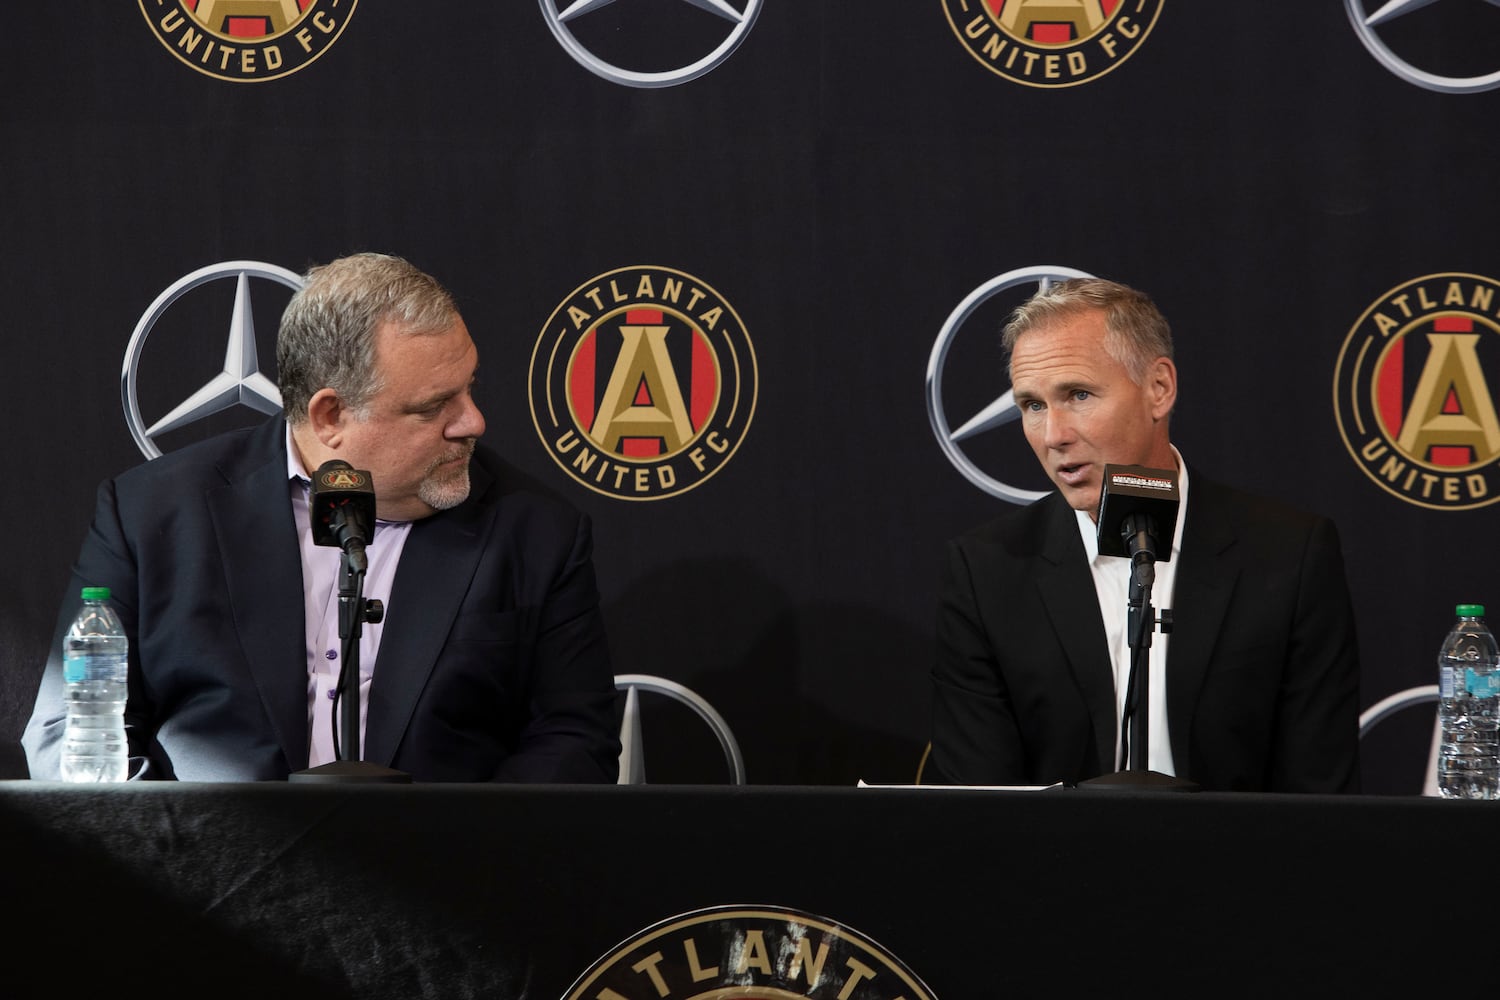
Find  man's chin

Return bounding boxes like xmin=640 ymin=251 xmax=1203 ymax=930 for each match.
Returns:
xmin=419 ymin=471 xmax=471 ymax=511
xmin=1058 ymin=483 xmax=1101 ymax=517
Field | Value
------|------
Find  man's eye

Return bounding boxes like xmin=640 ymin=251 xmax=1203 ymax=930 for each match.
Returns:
xmin=1073 ymin=390 xmax=1091 ymax=402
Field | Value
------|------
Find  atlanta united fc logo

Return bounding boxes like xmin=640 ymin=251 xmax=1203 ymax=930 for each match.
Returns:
xmin=138 ymin=0 xmax=358 ymax=82
xmin=941 ymin=0 xmax=1165 ymax=88
xmin=530 ymin=266 xmax=757 ymax=501
xmin=561 ymin=906 xmax=938 ymax=1000
xmin=319 ymin=468 xmax=366 ymax=489
xmin=1334 ymin=273 xmax=1500 ymax=511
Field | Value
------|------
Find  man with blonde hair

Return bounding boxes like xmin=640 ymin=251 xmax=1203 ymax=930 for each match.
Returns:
xmin=928 ymin=277 xmax=1361 ymax=792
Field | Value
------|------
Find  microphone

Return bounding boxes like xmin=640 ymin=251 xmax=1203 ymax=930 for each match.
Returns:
xmin=290 ymin=459 xmax=408 ymax=784
xmin=1095 ymin=464 xmax=1180 ymax=572
xmin=310 ymin=460 xmax=376 ymax=569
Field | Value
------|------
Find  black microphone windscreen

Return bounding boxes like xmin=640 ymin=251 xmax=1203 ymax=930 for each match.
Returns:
xmin=1095 ymin=464 xmax=1180 ymax=560
xmin=310 ymin=459 xmax=377 ymax=549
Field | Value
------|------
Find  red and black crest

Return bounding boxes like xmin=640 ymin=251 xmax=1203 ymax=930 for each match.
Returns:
xmin=531 ymin=266 xmax=757 ymax=501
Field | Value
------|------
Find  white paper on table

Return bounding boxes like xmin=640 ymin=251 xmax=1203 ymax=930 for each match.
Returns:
xmin=856 ymin=779 xmax=1062 ymax=791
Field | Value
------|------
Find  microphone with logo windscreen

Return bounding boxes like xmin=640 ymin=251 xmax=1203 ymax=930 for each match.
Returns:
xmin=1081 ymin=463 xmax=1197 ymax=791
xmin=310 ymin=460 xmax=376 ymax=569
xmin=1095 ymin=464 xmax=1180 ymax=571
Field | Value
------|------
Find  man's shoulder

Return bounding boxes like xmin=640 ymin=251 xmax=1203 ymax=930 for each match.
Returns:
xmin=1185 ymin=470 xmax=1346 ymax=566
xmin=113 ymin=422 xmax=277 ymax=491
xmin=469 ymin=445 xmax=584 ymax=521
xmin=1190 ymin=471 xmax=1332 ymax=532
xmin=951 ymin=492 xmax=1068 ymax=552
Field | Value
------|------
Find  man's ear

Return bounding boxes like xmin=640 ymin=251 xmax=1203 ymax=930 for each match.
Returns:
xmin=1148 ymin=357 xmax=1177 ymax=420
xmin=305 ymin=388 xmax=348 ymax=448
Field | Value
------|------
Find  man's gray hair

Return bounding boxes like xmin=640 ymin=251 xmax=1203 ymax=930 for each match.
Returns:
xmin=1001 ymin=277 xmax=1173 ymax=384
xmin=277 ymin=252 xmax=459 ymax=424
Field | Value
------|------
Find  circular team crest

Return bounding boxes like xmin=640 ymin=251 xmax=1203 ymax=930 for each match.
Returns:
xmin=561 ymin=905 xmax=938 ymax=1000
xmin=1333 ymin=272 xmax=1500 ymax=511
xmin=318 ymin=466 xmax=367 ymax=489
xmin=941 ymin=0 xmax=1164 ymax=88
xmin=530 ymin=265 xmax=757 ymax=501
xmin=138 ymin=0 xmax=358 ymax=82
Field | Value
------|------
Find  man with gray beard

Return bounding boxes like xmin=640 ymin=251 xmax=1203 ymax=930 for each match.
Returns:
xmin=24 ymin=253 xmax=621 ymax=782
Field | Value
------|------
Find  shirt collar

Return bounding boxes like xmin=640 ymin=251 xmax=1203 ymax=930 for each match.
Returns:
xmin=285 ymin=423 xmax=310 ymax=488
xmin=284 ymin=423 xmax=412 ymax=527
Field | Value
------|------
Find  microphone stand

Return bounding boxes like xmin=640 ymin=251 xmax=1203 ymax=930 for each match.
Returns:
xmin=1080 ymin=531 xmax=1198 ymax=793
xmin=291 ymin=541 xmax=410 ymax=784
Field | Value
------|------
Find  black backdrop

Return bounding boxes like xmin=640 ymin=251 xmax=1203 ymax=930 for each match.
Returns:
xmin=2 ymin=2 xmax=1496 ymax=790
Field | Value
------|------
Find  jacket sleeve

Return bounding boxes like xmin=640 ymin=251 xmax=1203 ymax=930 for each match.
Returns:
xmin=492 ymin=510 xmax=621 ymax=783
xmin=1269 ymin=515 xmax=1363 ymax=793
xmin=928 ymin=537 xmax=1029 ymax=785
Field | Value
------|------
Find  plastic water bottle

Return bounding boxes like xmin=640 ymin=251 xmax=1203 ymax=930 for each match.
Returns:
xmin=1437 ymin=604 xmax=1500 ymax=799
xmin=60 ymin=586 xmax=129 ymax=783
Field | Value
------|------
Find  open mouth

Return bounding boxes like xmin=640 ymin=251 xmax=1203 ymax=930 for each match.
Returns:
xmin=1055 ymin=463 xmax=1090 ymax=488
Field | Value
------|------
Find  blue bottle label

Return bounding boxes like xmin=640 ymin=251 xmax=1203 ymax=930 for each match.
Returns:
xmin=63 ymin=655 xmax=85 ymax=683
xmin=1466 ymin=668 xmax=1500 ymax=700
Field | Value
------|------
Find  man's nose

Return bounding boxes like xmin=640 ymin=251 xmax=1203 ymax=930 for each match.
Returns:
xmin=1042 ymin=409 xmax=1074 ymax=447
xmin=451 ymin=394 xmax=486 ymax=439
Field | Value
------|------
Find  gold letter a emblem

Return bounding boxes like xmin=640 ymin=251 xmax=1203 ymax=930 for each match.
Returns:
xmin=1397 ymin=328 xmax=1500 ymax=465
xmin=590 ymin=324 xmax=695 ymax=456
xmin=193 ymin=0 xmax=305 ymax=33
xmin=1000 ymin=0 xmax=1108 ymax=38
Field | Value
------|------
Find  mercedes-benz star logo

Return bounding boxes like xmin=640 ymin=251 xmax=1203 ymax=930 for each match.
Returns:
xmin=926 ymin=265 xmax=1094 ymax=504
xmin=540 ymin=0 xmax=762 ymax=88
xmin=122 ymin=261 xmax=302 ymax=459
xmin=1346 ymin=0 xmax=1500 ymax=93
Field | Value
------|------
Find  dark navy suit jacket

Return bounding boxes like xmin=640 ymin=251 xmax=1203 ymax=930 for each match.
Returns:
xmin=24 ymin=417 xmax=620 ymax=782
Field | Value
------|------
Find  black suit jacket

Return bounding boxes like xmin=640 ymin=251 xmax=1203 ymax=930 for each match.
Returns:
xmin=929 ymin=472 xmax=1362 ymax=792
xmin=23 ymin=417 xmax=621 ymax=782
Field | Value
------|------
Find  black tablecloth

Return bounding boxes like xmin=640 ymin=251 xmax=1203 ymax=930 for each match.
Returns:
xmin=0 ymin=781 xmax=1475 ymax=998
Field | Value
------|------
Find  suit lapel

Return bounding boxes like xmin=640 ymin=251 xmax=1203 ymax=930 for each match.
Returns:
xmin=208 ymin=419 xmax=308 ymax=770
xmin=361 ymin=460 xmax=494 ymax=765
xmin=1165 ymin=474 xmax=1239 ymax=776
xmin=1032 ymin=495 xmax=1119 ymax=776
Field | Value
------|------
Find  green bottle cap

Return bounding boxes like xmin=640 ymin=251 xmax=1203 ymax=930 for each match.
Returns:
xmin=1456 ymin=603 xmax=1485 ymax=617
xmin=80 ymin=586 xmax=111 ymax=601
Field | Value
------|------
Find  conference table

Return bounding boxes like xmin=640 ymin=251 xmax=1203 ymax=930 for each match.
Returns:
xmin=1 ymin=780 xmax=1479 ymax=998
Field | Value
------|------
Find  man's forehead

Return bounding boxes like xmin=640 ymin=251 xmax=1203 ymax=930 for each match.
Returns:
xmin=1011 ymin=326 xmax=1108 ymax=367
